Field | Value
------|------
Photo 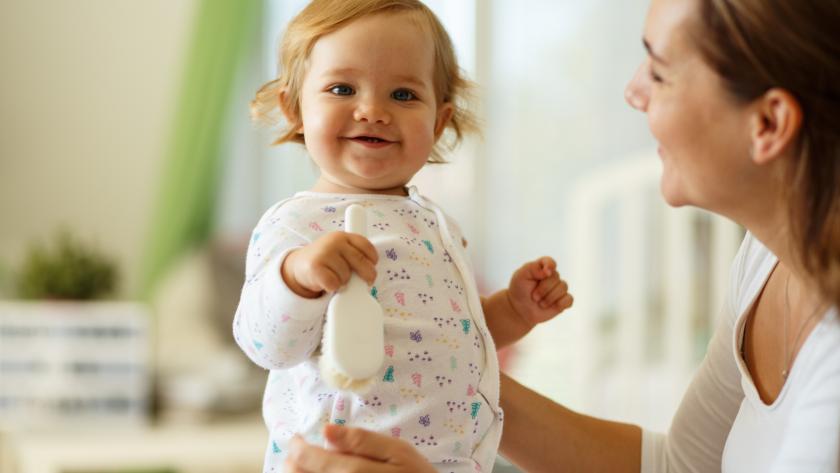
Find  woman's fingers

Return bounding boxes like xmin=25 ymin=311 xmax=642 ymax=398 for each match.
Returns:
xmin=287 ymin=434 xmax=391 ymax=473
xmin=324 ymin=425 xmax=437 ymax=472
xmin=286 ymin=427 xmax=438 ymax=473
xmin=324 ymin=424 xmax=403 ymax=460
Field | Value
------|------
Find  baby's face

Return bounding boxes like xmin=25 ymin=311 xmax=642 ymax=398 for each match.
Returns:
xmin=296 ymin=11 xmax=452 ymax=195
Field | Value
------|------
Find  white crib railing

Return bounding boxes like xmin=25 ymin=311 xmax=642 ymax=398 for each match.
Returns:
xmin=512 ymin=151 xmax=743 ymax=431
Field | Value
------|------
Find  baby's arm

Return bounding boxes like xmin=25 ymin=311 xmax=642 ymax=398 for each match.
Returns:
xmin=232 ymin=207 xmax=376 ymax=371
xmin=482 ymin=257 xmax=573 ymax=349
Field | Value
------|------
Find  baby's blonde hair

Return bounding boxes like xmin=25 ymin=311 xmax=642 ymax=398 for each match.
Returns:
xmin=251 ymin=0 xmax=478 ymax=163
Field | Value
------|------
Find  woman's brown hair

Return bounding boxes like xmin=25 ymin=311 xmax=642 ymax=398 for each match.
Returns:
xmin=693 ymin=0 xmax=840 ymax=308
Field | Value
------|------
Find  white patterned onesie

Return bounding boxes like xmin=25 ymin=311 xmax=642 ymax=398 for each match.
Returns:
xmin=233 ymin=186 xmax=503 ymax=473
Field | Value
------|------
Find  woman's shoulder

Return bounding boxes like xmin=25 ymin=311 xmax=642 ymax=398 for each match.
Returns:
xmin=798 ymin=309 xmax=840 ymax=394
xmin=782 ymin=309 xmax=840 ymax=468
xmin=726 ymin=232 xmax=778 ymax=319
xmin=731 ymin=232 xmax=777 ymax=283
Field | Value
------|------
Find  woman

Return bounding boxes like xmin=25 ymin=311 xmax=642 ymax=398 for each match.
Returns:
xmin=282 ymin=0 xmax=840 ymax=471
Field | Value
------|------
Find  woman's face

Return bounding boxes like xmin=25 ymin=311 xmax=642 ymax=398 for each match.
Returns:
xmin=625 ymin=0 xmax=759 ymax=217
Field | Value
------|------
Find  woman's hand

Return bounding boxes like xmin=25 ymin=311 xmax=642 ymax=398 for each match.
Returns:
xmin=285 ymin=424 xmax=437 ymax=473
xmin=507 ymin=256 xmax=573 ymax=327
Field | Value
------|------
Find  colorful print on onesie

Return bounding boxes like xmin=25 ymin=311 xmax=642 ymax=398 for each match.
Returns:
xmin=233 ymin=187 xmax=503 ymax=473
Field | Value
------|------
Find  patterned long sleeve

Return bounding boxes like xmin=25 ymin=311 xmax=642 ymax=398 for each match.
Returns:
xmin=232 ymin=200 xmax=330 ymax=370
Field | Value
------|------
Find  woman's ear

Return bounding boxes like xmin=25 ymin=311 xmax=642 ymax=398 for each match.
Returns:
xmin=434 ymin=102 xmax=455 ymax=140
xmin=749 ymin=88 xmax=803 ymax=165
xmin=279 ymin=90 xmax=303 ymax=134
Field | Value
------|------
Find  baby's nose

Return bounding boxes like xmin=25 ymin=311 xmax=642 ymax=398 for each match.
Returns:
xmin=353 ymin=99 xmax=391 ymax=124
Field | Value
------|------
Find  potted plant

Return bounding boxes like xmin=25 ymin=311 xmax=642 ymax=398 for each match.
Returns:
xmin=16 ymin=229 xmax=117 ymax=300
xmin=0 ymin=230 xmax=150 ymax=429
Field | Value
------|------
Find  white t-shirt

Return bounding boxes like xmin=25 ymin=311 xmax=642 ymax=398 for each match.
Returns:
xmin=642 ymin=233 xmax=840 ymax=473
xmin=232 ymin=187 xmax=502 ymax=473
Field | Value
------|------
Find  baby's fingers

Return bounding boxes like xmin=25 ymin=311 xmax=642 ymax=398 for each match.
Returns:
xmin=344 ymin=234 xmax=379 ymax=284
xmin=340 ymin=243 xmax=378 ymax=285
xmin=538 ymin=256 xmax=557 ymax=278
xmin=533 ymin=276 xmax=568 ymax=305
xmin=521 ymin=257 xmax=556 ymax=281
xmin=551 ymin=293 xmax=574 ymax=311
xmin=310 ymin=264 xmax=345 ymax=293
xmin=540 ymin=280 xmax=573 ymax=310
xmin=345 ymin=234 xmax=379 ymax=265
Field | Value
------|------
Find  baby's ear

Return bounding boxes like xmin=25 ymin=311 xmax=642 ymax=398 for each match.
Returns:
xmin=279 ymin=90 xmax=303 ymax=133
xmin=434 ymin=102 xmax=455 ymax=140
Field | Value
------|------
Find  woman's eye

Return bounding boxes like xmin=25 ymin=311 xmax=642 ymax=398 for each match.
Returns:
xmin=329 ymin=85 xmax=354 ymax=96
xmin=648 ymin=67 xmax=664 ymax=84
xmin=392 ymin=89 xmax=416 ymax=101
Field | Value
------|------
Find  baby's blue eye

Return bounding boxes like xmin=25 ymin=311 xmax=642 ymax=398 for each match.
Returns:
xmin=392 ymin=89 xmax=416 ymax=101
xmin=330 ymin=85 xmax=354 ymax=96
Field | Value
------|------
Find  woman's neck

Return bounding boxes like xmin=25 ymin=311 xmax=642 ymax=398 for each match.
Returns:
xmin=745 ymin=206 xmax=828 ymax=314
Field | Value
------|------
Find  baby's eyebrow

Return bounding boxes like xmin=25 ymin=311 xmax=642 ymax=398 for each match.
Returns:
xmin=393 ymin=74 xmax=429 ymax=89
xmin=322 ymin=67 xmax=362 ymax=77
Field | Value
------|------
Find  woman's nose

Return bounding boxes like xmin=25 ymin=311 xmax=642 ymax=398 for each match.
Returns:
xmin=625 ymin=62 xmax=650 ymax=112
xmin=353 ymin=97 xmax=391 ymax=124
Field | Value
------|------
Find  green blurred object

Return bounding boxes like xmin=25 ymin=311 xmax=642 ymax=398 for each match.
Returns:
xmin=16 ymin=230 xmax=117 ymax=300
xmin=141 ymin=0 xmax=262 ymax=298
xmin=0 ymin=258 xmax=10 ymax=297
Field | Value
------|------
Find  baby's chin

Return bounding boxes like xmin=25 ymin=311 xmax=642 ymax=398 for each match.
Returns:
xmin=314 ymin=175 xmax=410 ymax=196
xmin=355 ymin=182 xmax=411 ymax=196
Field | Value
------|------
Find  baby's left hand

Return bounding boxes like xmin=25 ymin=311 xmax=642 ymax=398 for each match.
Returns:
xmin=507 ymin=256 xmax=573 ymax=328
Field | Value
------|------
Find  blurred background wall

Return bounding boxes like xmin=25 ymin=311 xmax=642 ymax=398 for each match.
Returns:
xmin=0 ymin=0 xmax=195 ymax=297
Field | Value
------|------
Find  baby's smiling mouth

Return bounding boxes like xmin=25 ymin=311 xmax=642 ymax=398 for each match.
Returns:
xmin=348 ymin=135 xmax=396 ymax=146
xmin=352 ymin=135 xmax=390 ymax=142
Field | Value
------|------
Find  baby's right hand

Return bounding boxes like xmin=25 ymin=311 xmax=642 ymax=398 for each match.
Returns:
xmin=281 ymin=232 xmax=379 ymax=298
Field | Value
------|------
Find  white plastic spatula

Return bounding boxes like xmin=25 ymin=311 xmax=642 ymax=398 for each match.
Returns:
xmin=319 ymin=204 xmax=385 ymax=392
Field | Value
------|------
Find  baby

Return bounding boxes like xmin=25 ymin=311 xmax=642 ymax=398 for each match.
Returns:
xmin=232 ymin=1 xmax=573 ymax=471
